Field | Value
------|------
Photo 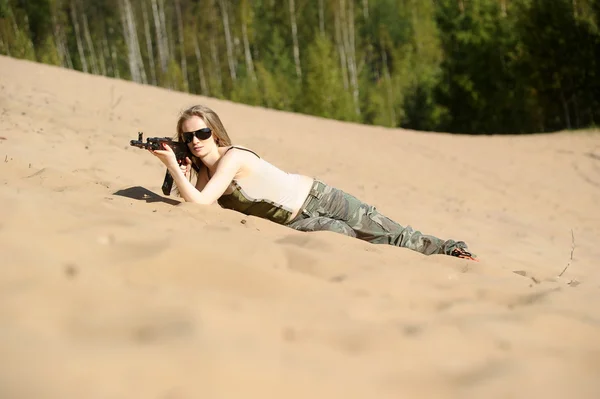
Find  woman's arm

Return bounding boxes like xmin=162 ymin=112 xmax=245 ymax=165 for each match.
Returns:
xmin=151 ymin=144 xmax=240 ymax=205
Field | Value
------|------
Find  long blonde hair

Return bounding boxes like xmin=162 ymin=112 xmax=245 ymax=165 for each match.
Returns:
xmin=176 ymin=104 xmax=232 ymax=147
xmin=175 ymin=105 xmax=233 ymax=186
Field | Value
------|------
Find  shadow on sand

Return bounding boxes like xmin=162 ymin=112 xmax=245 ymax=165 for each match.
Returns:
xmin=113 ymin=186 xmax=181 ymax=206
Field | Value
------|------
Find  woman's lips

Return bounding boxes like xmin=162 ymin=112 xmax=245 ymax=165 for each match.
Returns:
xmin=193 ymin=146 xmax=203 ymax=152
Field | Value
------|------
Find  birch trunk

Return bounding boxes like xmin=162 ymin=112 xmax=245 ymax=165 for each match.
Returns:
xmin=218 ymin=0 xmax=237 ymax=82
xmin=175 ymin=0 xmax=189 ymax=91
xmin=141 ymin=0 xmax=157 ymax=85
xmin=53 ymin=13 xmax=73 ymax=69
xmin=241 ymin=0 xmax=256 ymax=82
xmin=382 ymin=48 xmax=395 ymax=126
xmin=289 ymin=0 xmax=302 ymax=79
xmin=241 ymin=21 xmax=256 ymax=81
xmin=120 ymin=0 xmax=147 ymax=84
xmin=210 ymin=34 xmax=223 ymax=93
xmin=110 ymin=40 xmax=120 ymax=79
xmin=318 ymin=0 xmax=325 ymax=35
xmin=334 ymin=5 xmax=349 ymax=90
xmin=96 ymin=35 xmax=107 ymax=76
xmin=119 ymin=0 xmax=137 ymax=82
xmin=70 ymin=0 xmax=88 ymax=73
xmin=159 ymin=0 xmax=175 ymax=74
xmin=340 ymin=0 xmax=360 ymax=116
xmin=130 ymin=0 xmax=147 ymax=83
xmin=362 ymin=0 xmax=369 ymax=19
xmin=80 ymin=0 xmax=99 ymax=75
xmin=347 ymin=0 xmax=360 ymax=116
xmin=151 ymin=0 xmax=168 ymax=76
xmin=193 ymin=30 xmax=209 ymax=95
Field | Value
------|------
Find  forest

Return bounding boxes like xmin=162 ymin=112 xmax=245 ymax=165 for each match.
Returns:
xmin=1 ymin=0 xmax=599 ymax=134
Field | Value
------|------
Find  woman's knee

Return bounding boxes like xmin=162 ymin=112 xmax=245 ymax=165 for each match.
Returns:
xmin=293 ymin=217 xmax=357 ymax=237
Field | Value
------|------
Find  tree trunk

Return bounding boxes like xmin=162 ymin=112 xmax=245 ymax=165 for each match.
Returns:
xmin=52 ymin=12 xmax=73 ymax=69
xmin=141 ymin=0 xmax=157 ymax=85
xmin=241 ymin=0 xmax=256 ymax=82
xmin=560 ymin=88 xmax=572 ymax=129
xmin=119 ymin=0 xmax=137 ymax=82
xmin=218 ymin=0 xmax=237 ymax=82
xmin=318 ymin=0 xmax=325 ymax=35
xmin=334 ymin=4 xmax=349 ymax=90
xmin=175 ymin=0 xmax=189 ymax=91
xmin=347 ymin=0 xmax=360 ymax=116
xmin=151 ymin=0 xmax=168 ymax=77
xmin=96 ymin=35 xmax=107 ymax=76
xmin=340 ymin=0 xmax=359 ymax=116
xmin=110 ymin=36 xmax=120 ymax=79
xmin=192 ymin=29 xmax=209 ymax=95
xmin=289 ymin=0 xmax=302 ymax=79
xmin=362 ymin=0 xmax=369 ymax=19
xmin=160 ymin=0 xmax=175 ymax=72
xmin=382 ymin=48 xmax=395 ymax=126
xmin=120 ymin=0 xmax=147 ymax=84
xmin=80 ymin=0 xmax=99 ymax=75
xmin=210 ymin=33 xmax=223 ymax=93
xmin=70 ymin=0 xmax=88 ymax=73
xmin=573 ymin=93 xmax=581 ymax=128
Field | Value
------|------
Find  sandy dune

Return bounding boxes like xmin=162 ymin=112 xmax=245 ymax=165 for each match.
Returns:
xmin=1 ymin=55 xmax=599 ymax=399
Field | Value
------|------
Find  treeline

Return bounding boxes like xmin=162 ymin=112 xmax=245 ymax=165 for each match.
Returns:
xmin=1 ymin=0 xmax=599 ymax=134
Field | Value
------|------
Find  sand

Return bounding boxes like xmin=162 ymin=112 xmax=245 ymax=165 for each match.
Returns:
xmin=1 ymin=55 xmax=599 ymax=399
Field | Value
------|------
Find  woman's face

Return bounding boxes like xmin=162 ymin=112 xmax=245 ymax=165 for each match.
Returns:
xmin=181 ymin=115 xmax=217 ymax=158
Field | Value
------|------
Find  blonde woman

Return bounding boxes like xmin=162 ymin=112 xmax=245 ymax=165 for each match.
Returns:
xmin=150 ymin=104 xmax=477 ymax=260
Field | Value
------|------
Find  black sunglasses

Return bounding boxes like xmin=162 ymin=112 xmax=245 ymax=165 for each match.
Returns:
xmin=182 ymin=128 xmax=212 ymax=143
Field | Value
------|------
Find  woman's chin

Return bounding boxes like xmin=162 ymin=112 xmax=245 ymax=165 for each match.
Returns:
xmin=191 ymin=148 xmax=204 ymax=157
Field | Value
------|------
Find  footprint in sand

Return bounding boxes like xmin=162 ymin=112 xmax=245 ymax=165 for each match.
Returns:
xmin=67 ymin=307 xmax=197 ymax=344
xmin=275 ymin=233 xmax=332 ymax=250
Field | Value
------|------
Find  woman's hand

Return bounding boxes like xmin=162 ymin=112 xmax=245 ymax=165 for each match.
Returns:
xmin=180 ymin=156 xmax=192 ymax=180
xmin=149 ymin=142 xmax=179 ymax=170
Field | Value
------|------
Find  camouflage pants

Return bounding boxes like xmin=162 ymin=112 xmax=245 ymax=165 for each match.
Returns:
xmin=286 ymin=180 xmax=469 ymax=256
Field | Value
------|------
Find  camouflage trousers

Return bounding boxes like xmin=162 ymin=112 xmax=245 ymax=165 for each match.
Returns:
xmin=286 ymin=180 xmax=469 ymax=256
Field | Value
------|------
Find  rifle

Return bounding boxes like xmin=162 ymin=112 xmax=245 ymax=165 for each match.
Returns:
xmin=129 ymin=132 xmax=199 ymax=196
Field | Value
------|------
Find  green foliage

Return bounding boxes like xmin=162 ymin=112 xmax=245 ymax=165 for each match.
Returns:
xmin=164 ymin=58 xmax=185 ymax=91
xmin=303 ymin=34 xmax=354 ymax=121
xmin=37 ymin=35 xmax=61 ymax=65
xmin=514 ymin=0 xmax=600 ymax=131
xmin=3 ymin=0 xmax=599 ymax=134
xmin=230 ymin=75 xmax=262 ymax=106
xmin=0 ymin=0 xmax=9 ymax=19
xmin=12 ymin=28 xmax=36 ymax=60
xmin=434 ymin=0 xmax=528 ymax=133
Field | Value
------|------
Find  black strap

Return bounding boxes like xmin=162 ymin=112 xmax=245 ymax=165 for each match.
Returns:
xmin=224 ymin=146 xmax=260 ymax=158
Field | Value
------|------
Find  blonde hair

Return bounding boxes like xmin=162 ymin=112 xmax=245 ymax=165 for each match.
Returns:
xmin=176 ymin=104 xmax=232 ymax=147
xmin=174 ymin=105 xmax=233 ymax=190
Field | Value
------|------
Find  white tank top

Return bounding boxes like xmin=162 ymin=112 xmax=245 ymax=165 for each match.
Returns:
xmin=218 ymin=147 xmax=313 ymax=216
xmin=233 ymin=157 xmax=311 ymax=212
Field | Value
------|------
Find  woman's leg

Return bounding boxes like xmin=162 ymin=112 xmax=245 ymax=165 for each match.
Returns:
xmin=287 ymin=216 xmax=357 ymax=237
xmin=292 ymin=181 xmax=472 ymax=257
